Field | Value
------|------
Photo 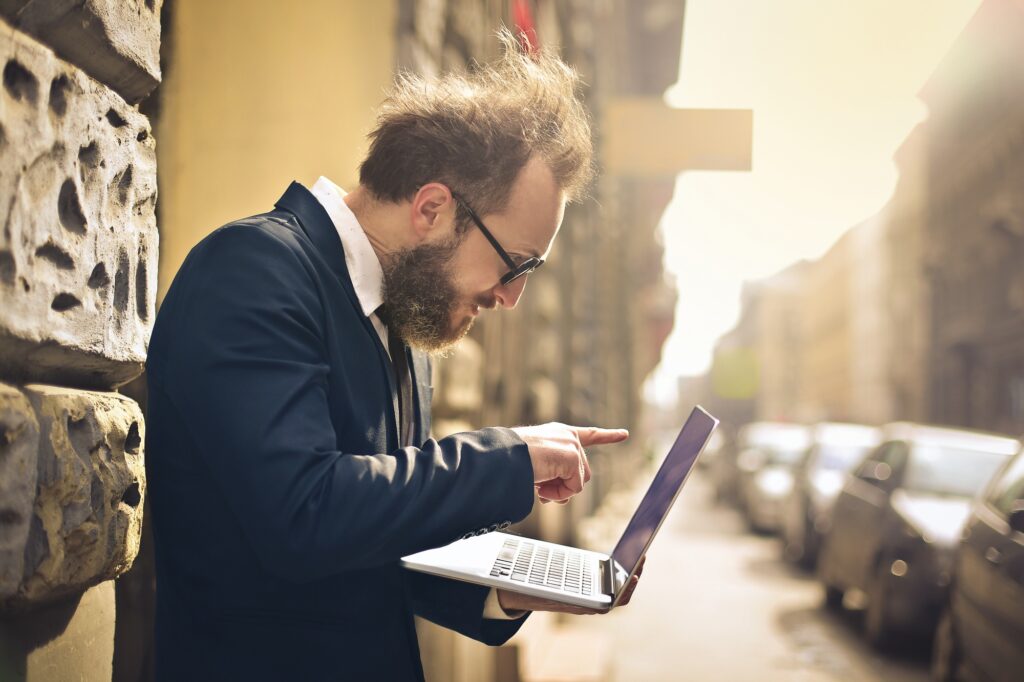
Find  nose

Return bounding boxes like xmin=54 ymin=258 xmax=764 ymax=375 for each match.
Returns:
xmin=494 ymin=276 xmax=528 ymax=309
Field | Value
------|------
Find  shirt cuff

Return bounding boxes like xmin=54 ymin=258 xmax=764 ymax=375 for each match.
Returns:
xmin=483 ymin=587 xmax=527 ymax=620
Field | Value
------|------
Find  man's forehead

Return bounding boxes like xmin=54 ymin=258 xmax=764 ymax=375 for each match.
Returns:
xmin=495 ymin=157 xmax=565 ymax=256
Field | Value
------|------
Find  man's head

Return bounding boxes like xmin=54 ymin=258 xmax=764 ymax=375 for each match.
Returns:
xmin=357 ymin=30 xmax=593 ymax=354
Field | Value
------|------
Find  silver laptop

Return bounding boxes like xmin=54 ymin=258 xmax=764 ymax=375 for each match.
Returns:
xmin=401 ymin=406 xmax=718 ymax=611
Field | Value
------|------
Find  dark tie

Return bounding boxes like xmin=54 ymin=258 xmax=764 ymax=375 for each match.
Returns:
xmin=380 ymin=314 xmax=414 ymax=448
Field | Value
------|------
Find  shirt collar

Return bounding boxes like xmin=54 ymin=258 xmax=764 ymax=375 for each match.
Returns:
xmin=309 ymin=176 xmax=385 ymax=318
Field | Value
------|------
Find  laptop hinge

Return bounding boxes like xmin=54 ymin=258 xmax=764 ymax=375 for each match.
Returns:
xmin=599 ymin=558 xmax=615 ymax=596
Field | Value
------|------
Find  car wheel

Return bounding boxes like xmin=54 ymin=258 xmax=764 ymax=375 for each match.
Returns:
xmin=795 ymin=519 xmax=818 ymax=570
xmin=865 ymin=562 xmax=896 ymax=650
xmin=781 ymin=508 xmax=803 ymax=562
xmin=823 ymin=583 xmax=844 ymax=610
xmin=931 ymin=608 xmax=962 ymax=682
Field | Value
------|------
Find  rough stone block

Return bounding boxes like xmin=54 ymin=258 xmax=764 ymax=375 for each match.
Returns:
xmin=0 ymin=0 xmax=162 ymax=104
xmin=1 ymin=385 xmax=145 ymax=609
xmin=0 ymin=580 xmax=115 ymax=682
xmin=0 ymin=20 xmax=157 ymax=389
xmin=0 ymin=383 xmax=39 ymax=599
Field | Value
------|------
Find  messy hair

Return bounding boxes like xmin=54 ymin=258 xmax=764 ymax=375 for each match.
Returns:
xmin=359 ymin=29 xmax=593 ymax=228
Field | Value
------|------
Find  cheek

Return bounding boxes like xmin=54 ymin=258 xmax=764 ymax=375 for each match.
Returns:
xmin=449 ymin=245 xmax=500 ymax=295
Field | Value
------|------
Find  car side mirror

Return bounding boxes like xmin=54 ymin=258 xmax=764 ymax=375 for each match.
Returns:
xmin=1009 ymin=503 xmax=1024 ymax=535
xmin=858 ymin=461 xmax=892 ymax=485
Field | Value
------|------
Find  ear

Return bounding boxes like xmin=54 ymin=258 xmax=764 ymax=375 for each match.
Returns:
xmin=409 ymin=183 xmax=456 ymax=242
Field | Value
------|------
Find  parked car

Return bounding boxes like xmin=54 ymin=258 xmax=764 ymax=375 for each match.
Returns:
xmin=818 ymin=423 xmax=1018 ymax=649
xmin=782 ymin=422 xmax=882 ymax=569
xmin=734 ymin=422 xmax=811 ymax=532
xmin=710 ymin=424 xmax=742 ymax=505
xmin=696 ymin=428 xmax=726 ymax=471
xmin=932 ymin=444 xmax=1024 ymax=682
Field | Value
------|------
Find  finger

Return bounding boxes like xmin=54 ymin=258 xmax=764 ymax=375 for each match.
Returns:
xmin=579 ymin=443 xmax=592 ymax=484
xmin=525 ymin=599 xmax=601 ymax=615
xmin=537 ymin=468 xmax=583 ymax=498
xmin=558 ymin=458 xmax=584 ymax=496
xmin=574 ymin=427 xmax=629 ymax=447
xmin=618 ymin=575 xmax=640 ymax=606
xmin=537 ymin=480 xmax=575 ymax=502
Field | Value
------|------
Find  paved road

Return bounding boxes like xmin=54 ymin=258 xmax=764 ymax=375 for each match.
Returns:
xmin=567 ymin=470 xmax=932 ymax=682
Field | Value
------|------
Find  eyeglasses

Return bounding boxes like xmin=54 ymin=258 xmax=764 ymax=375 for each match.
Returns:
xmin=452 ymin=192 xmax=544 ymax=286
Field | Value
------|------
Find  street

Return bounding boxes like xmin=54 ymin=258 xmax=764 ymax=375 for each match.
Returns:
xmin=533 ymin=471 xmax=933 ymax=682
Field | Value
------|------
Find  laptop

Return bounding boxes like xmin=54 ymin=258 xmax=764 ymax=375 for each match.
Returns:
xmin=401 ymin=406 xmax=718 ymax=611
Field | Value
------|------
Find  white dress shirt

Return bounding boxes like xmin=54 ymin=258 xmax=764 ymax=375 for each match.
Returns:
xmin=309 ymin=177 xmax=519 ymax=620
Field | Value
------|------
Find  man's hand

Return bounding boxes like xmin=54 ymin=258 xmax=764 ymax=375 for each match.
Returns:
xmin=497 ymin=558 xmax=645 ymax=615
xmin=511 ymin=423 xmax=628 ymax=504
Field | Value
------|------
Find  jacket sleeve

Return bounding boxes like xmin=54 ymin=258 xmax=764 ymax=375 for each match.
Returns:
xmin=152 ymin=224 xmax=535 ymax=582
xmin=405 ymin=571 xmax=530 ymax=646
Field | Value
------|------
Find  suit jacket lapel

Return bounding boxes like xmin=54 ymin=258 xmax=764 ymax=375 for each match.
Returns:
xmin=409 ymin=351 xmax=433 ymax=444
xmin=274 ymin=181 xmax=401 ymax=448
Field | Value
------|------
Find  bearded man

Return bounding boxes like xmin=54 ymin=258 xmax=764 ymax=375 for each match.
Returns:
xmin=145 ymin=33 xmax=639 ymax=681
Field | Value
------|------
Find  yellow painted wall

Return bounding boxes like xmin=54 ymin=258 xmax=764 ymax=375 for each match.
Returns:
xmin=156 ymin=0 xmax=397 ymax=299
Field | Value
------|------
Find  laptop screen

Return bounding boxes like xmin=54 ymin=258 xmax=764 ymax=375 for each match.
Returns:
xmin=610 ymin=407 xmax=718 ymax=577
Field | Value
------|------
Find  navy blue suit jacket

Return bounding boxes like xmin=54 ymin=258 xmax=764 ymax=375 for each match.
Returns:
xmin=145 ymin=182 xmax=535 ymax=681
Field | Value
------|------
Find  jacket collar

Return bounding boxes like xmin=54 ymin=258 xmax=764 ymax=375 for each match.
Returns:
xmin=274 ymin=181 xmax=352 ymax=288
xmin=274 ymin=181 xmax=404 ymax=446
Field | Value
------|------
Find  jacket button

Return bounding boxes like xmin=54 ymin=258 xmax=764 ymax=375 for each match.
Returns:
xmin=461 ymin=532 xmax=475 ymax=540
xmin=499 ymin=521 xmax=511 ymax=529
xmin=488 ymin=524 xmax=499 ymax=533
xmin=475 ymin=528 xmax=488 ymax=536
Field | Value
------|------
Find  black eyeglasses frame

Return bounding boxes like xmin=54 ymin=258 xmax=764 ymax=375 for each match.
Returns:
xmin=451 ymin=192 xmax=544 ymax=286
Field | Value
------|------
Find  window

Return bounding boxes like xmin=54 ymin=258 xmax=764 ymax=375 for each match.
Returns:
xmin=905 ymin=444 xmax=1009 ymax=498
xmin=987 ymin=451 xmax=1024 ymax=518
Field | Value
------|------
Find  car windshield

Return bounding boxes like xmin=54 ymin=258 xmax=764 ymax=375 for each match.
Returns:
xmin=904 ymin=444 xmax=1011 ymax=497
xmin=814 ymin=444 xmax=874 ymax=472
xmin=759 ymin=445 xmax=806 ymax=467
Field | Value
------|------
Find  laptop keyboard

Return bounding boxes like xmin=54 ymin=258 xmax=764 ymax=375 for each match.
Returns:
xmin=489 ymin=538 xmax=594 ymax=595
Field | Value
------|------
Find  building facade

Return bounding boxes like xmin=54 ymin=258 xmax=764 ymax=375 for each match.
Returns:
xmin=920 ymin=0 xmax=1024 ymax=435
xmin=885 ymin=123 xmax=931 ymax=423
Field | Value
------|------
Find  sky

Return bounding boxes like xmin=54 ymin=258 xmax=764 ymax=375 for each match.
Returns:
xmin=645 ymin=0 xmax=983 ymax=406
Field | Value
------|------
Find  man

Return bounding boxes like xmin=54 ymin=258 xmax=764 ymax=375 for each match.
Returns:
xmin=146 ymin=33 xmax=640 ymax=680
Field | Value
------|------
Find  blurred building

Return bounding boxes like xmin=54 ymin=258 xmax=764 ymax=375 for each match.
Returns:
xmin=699 ymin=0 xmax=1024 ymax=440
xmin=919 ymin=0 xmax=1024 ymax=435
xmin=797 ymin=230 xmax=856 ymax=422
xmin=707 ymin=261 xmax=807 ymax=427
xmin=709 ymin=203 xmax=900 ymax=429
xmin=885 ymin=123 xmax=931 ymax=422
xmin=848 ymin=207 xmax=893 ymax=424
xmin=753 ymin=262 xmax=808 ymax=422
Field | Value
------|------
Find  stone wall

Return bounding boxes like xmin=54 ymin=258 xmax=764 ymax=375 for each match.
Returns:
xmin=0 ymin=1 xmax=161 ymax=680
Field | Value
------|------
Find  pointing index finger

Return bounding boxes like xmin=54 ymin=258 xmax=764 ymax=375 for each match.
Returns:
xmin=573 ymin=426 xmax=629 ymax=447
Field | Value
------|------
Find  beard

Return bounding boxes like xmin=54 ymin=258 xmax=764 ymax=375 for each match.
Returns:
xmin=379 ymin=235 xmax=476 ymax=355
